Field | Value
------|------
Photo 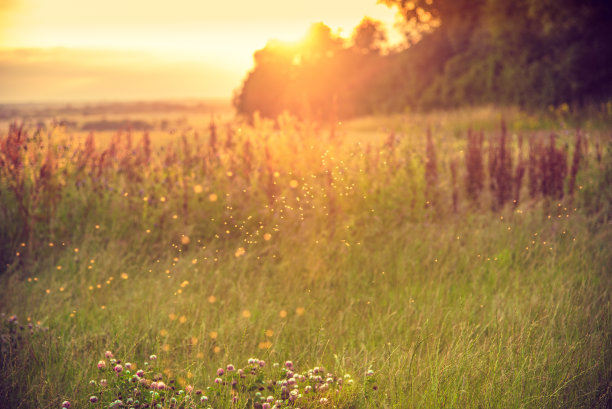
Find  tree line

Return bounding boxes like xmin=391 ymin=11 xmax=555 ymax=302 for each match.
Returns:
xmin=233 ymin=0 xmax=612 ymax=120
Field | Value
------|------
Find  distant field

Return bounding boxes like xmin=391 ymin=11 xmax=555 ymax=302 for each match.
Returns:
xmin=0 ymin=106 xmax=610 ymax=409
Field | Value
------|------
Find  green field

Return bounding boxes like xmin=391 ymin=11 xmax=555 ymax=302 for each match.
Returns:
xmin=0 ymin=107 xmax=611 ymax=408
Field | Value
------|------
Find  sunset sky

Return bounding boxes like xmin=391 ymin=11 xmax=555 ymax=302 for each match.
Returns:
xmin=0 ymin=0 xmax=402 ymax=102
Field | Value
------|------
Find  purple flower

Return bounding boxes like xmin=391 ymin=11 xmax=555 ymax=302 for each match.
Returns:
xmin=217 ymin=368 xmax=224 ymax=376
xmin=104 ymin=351 xmax=113 ymax=359
xmin=284 ymin=361 xmax=293 ymax=369
xmin=97 ymin=360 xmax=106 ymax=370
xmin=226 ymin=364 xmax=235 ymax=372
xmin=136 ymin=370 xmax=145 ymax=377
xmin=61 ymin=401 xmax=70 ymax=408
xmin=89 ymin=396 xmax=98 ymax=403
xmin=114 ymin=364 xmax=123 ymax=374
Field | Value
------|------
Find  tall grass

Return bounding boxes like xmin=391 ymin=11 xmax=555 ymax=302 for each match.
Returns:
xmin=0 ymin=111 xmax=610 ymax=408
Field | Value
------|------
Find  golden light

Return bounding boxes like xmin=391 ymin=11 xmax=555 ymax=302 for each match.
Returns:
xmin=0 ymin=0 xmax=402 ymax=102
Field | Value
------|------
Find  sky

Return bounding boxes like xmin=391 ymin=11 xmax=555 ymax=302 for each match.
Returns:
xmin=0 ymin=0 xmax=402 ymax=102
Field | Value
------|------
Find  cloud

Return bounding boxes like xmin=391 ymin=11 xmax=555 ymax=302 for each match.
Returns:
xmin=0 ymin=48 xmax=242 ymax=102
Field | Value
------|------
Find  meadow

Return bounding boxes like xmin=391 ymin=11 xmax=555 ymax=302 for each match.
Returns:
xmin=0 ymin=106 xmax=611 ymax=409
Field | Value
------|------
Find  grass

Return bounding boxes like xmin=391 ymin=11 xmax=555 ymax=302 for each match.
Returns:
xmin=0 ymin=108 xmax=611 ymax=408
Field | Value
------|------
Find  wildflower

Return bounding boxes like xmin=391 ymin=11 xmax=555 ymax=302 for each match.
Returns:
xmin=304 ymin=386 xmax=312 ymax=393
xmin=217 ymin=368 xmax=224 ymax=376
xmin=185 ymin=385 xmax=193 ymax=393
xmin=200 ymin=396 xmax=208 ymax=403
xmin=366 ymin=369 xmax=374 ymax=376
xmin=97 ymin=360 xmax=106 ymax=369
xmin=226 ymin=364 xmax=235 ymax=372
xmin=320 ymin=397 xmax=328 ymax=404
xmin=149 ymin=354 xmax=157 ymax=361
xmin=61 ymin=401 xmax=70 ymax=408
xmin=285 ymin=361 xmax=293 ymax=369
xmin=157 ymin=381 xmax=166 ymax=390
xmin=114 ymin=364 xmax=123 ymax=374
xmin=259 ymin=360 xmax=265 ymax=367
xmin=104 ymin=351 xmax=113 ymax=358
xmin=262 ymin=404 xmax=271 ymax=409
xmin=89 ymin=396 xmax=98 ymax=403
xmin=99 ymin=379 xmax=107 ymax=387
xmin=136 ymin=370 xmax=145 ymax=377
xmin=214 ymin=378 xmax=222 ymax=384
xmin=125 ymin=362 xmax=132 ymax=370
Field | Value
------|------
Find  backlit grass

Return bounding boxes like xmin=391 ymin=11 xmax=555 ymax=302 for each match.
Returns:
xmin=0 ymin=110 xmax=610 ymax=408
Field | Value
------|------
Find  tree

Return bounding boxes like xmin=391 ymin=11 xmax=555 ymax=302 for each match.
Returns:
xmin=352 ymin=17 xmax=388 ymax=54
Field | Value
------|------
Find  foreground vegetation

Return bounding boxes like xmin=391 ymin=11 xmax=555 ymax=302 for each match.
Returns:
xmin=0 ymin=109 xmax=611 ymax=408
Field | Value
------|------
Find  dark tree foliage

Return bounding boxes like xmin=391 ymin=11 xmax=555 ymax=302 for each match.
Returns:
xmin=234 ymin=0 xmax=612 ymax=120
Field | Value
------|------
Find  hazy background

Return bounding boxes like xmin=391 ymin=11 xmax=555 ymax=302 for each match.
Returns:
xmin=0 ymin=0 xmax=402 ymax=102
